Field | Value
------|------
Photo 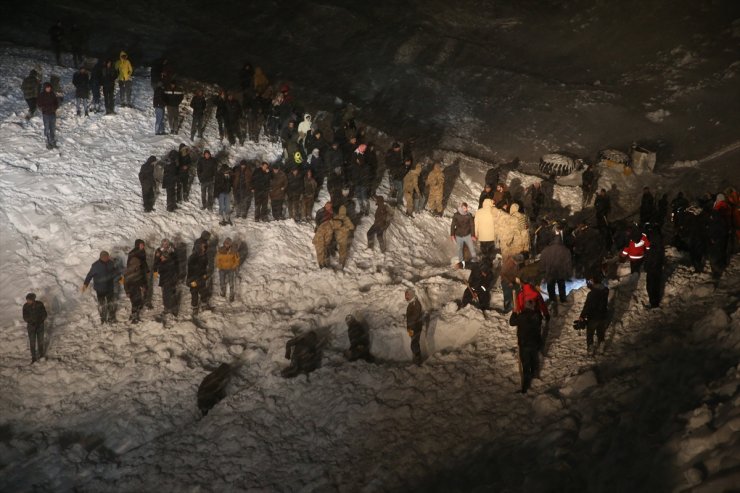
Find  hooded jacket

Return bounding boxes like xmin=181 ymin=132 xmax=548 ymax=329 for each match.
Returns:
xmin=425 ymin=163 xmax=444 ymax=195
xmin=500 ymin=203 xmax=530 ymax=257
xmin=115 ymin=51 xmax=133 ymax=81
xmin=331 ymin=205 xmax=355 ymax=242
xmin=474 ymin=199 xmax=497 ymax=242
xmin=402 ymin=165 xmax=421 ymax=196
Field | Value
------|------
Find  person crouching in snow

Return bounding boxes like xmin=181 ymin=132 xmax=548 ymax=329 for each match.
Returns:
xmin=282 ymin=331 xmax=320 ymax=378
xmin=215 ymin=238 xmax=240 ymax=302
xmin=344 ymin=314 xmax=374 ymax=363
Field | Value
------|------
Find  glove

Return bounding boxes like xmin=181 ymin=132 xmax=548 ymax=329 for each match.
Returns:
xmin=81 ymin=284 xmax=88 ymax=293
xmin=407 ymin=329 xmax=414 ymax=338
xmin=190 ymin=281 xmax=198 ymax=288
xmin=119 ymin=277 xmax=125 ymax=285
xmin=153 ymin=272 xmax=159 ymax=279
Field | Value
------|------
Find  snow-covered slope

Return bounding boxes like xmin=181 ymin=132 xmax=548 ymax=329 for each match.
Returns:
xmin=0 ymin=46 xmax=738 ymax=492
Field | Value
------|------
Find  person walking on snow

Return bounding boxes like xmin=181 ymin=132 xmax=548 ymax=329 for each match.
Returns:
xmin=187 ymin=241 xmax=211 ymax=315
xmin=450 ymin=202 xmax=477 ymax=267
xmin=37 ymin=82 xmax=59 ymax=149
xmin=23 ymin=293 xmax=47 ymax=364
xmin=197 ymin=150 xmax=217 ymax=211
xmin=367 ymin=195 xmax=393 ymax=253
xmin=72 ymin=66 xmax=90 ymax=116
xmin=215 ymin=238 xmax=240 ymax=302
xmin=576 ymin=274 xmax=610 ymax=355
xmin=331 ymin=205 xmax=355 ymax=269
xmin=153 ymin=239 xmax=179 ymax=316
xmin=425 ymin=162 xmax=445 ymax=216
xmin=509 ymin=298 xmax=543 ymax=393
xmin=190 ymin=89 xmax=206 ymax=140
xmin=124 ymin=239 xmax=149 ymax=323
xmin=214 ymin=161 xmax=233 ymax=225
xmin=153 ymin=82 xmax=166 ymax=135
xmin=21 ymin=69 xmax=42 ymax=119
xmin=82 ymin=251 xmax=121 ymax=324
xmin=402 ymin=163 xmax=421 ymax=217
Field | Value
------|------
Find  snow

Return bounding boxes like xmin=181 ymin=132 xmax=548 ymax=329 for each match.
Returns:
xmin=1 ymin=46 xmax=739 ymax=492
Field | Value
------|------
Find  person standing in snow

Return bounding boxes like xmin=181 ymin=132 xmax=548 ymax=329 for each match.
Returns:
xmin=37 ymin=82 xmax=59 ymax=150
xmin=115 ymin=51 xmax=133 ymax=107
xmin=139 ymin=155 xmax=157 ymax=212
xmin=187 ymin=240 xmax=211 ymax=315
xmin=214 ymin=161 xmax=234 ymax=226
xmin=594 ymin=188 xmax=611 ymax=249
xmin=164 ymin=80 xmax=184 ymax=134
xmin=576 ymin=274 xmax=609 ymax=355
xmin=21 ymin=69 xmax=42 ymax=119
xmin=152 ymin=82 xmax=166 ymax=135
xmin=82 ymin=251 xmax=121 ymax=324
xmin=124 ymin=239 xmax=149 ymax=323
xmin=49 ymin=21 xmax=64 ymax=65
xmin=281 ymin=331 xmax=321 ymax=378
xmin=367 ymin=195 xmax=393 ymax=253
xmin=450 ymin=202 xmax=477 ymax=267
xmin=162 ymin=150 xmax=179 ymax=212
xmin=153 ymin=239 xmax=179 ymax=316
xmin=72 ymin=66 xmax=90 ymax=117
xmin=539 ymin=236 xmax=572 ymax=307
xmin=302 ymin=169 xmax=318 ymax=221
xmin=639 ymin=187 xmax=655 ymax=227
xmin=177 ymin=144 xmax=193 ymax=203
xmin=197 ymin=149 xmax=217 ymax=211
xmin=425 ymin=162 xmax=445 ymax=216
xmin=581 ymin=164 xmax=597 ymax=206
xmin=500 ymin=253 xmax=523 ymax=314
xmin=402 ymin=163 xmax=421 ymax=217
xmin=269 ymin=164 xmax=287 ymax=220
xmin=405 ymin=288 xmax=424 ymax=366
xmin=475 ymin=198 xmax=497 ymax=260
xmin=644 ymin=224 xmax=664 ymax=308
xmin=286 ymin=166 xmax=304 ymax=221
xmin=215 ymin=238 xmax=240 ymax=302
xmin=460 ymin=260 xmax=494 ymax=310
xmin=385 ymin=142 xmax=404 ymax=204
xmin=620 ymin=226 xmax=650 ymax=274
xmin=22 ymin=293 xmax=47 ymax=364
xmin=331 ymin=205 xmax=355 ymax=269
xmin=509 ymin=298 xmax=543 ymax=393
xmin=101 ymin=59 xmax=117 ymax=115
xmin=189 ymin=89 xmax=206 ymax=141
xmin=233 ymin=159 xmax=253 ymax=219
xmin=252 ymin=161 xmax=271 ymax=222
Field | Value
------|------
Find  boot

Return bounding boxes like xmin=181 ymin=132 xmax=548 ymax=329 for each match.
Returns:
xmin=367 ymin=239 xmax=374 ymax=250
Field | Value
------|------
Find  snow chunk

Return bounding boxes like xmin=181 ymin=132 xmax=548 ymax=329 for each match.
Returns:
xmin=646 ymin=109 xmax=670 ymax=123
xmin=532 ymin=393 xmax=563 ymax=417
xmin=560 ymin=370 xmax=598 ymax=397
xmin=692 ymin=308 xmax=730 ymax=340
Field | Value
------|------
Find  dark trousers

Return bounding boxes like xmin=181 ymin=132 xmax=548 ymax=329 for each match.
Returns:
xmin=103 ymin=86 xmax=115 ymax=113
xmin=646 ymin=269 xmax=662 ymax=307
xmin=518 ymin=345 xmax=539 ymax=392
xmin=161 ymin=283 xmax=178 ymax=315
xmin=142 ymin=184 xmax=155 ymax=212
xmin=166 ymin=106 xmax=179 ymax=133
xmin=27 ymin=323 xmax=45 ymax=361
xmin=25 ymin=97 xmax=37 ymax=115
xmin=190 ymin=283 xmax=210 ymax=308
xmin=462 ymin=288 xmax=491 ymax=309
xmin=235 ymin=192 xmax=252 ymax=218
xmin=546 ymin=279 xmax=567 ymax=303
xmin=165 ymin=185 xmax=176 ymax=212
xmin=191 ymin=113 xmax=204 ymax=140
xmin=366 ymin=225 xmax=387 ymax=252
xmin=287 ymin=196 xmax=301 ymax=219
xmin=501 ymin=280 xmax=520 ymax=313
xmin=254 ymin=192 xmax=269 ymax=221
xmin=271 ymin=198 xmax=284 ymax=220
xmin=410 ymin=325 xmax=422 ymax=358
xmin=200 ymin=180 xmax=214 ymax=210
xmin=586 ymin=318 xmax=608 ymax=348
xmin=480 ymin=241 xmax=496 ymax=259
xmin=630 ymin=258 xmax=643 ymax=273
xmin=127 ymin=284 xmax=146 ymax=321
xmin=96 ymin=291 xmax=116 ymax=323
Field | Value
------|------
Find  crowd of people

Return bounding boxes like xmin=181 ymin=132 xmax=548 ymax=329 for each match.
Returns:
xmin=18 ymin=30 xmax=740 ymax=392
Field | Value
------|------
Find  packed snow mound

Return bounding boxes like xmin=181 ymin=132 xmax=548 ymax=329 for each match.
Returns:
xmin=0 ymin=46 xmax=739 ymax=492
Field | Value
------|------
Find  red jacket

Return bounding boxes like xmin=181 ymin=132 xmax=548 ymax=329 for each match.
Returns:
xmin=515 ymin=283 xmax=550 ymax=319
xmin=621 ymin=233 xmax=650 ymax=261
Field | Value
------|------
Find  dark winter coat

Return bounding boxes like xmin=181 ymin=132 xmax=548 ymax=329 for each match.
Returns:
xmin=484 ymin=167 xmax=499 ymax=187
xmin=644 ymin=230 xmax=665 ymax=273
xmin=640 ymin=192 xmax=655 ymax=224
xmin=406 ymin=297 xmax=423 ymax=331
xmin=385 ymin=148 xmax=404 ymax=179
xmin=233 ymin=165 xmax=253 ymax=200
xmin=372 ymin=197 xmax=392 ymax=230
xmin=84 ymin=259 xmax=120 ymax=294
xmin=214 ymin=166 xmax=233 ymax=196
xmin=478 ymin=189 xmax=495 ymax=209
xmin=269 ymin=170 xmax=287 ymax=200
xmin=178 ymin=146 xmax=192 ymax=179
xmin=101 ymin=65 xmax=118 ymax=90
xmin=594 ymin=194 xmax=611 ymax=219
xmin=539 ymin=238 xmax=573 ymax=281
xmin=23 ymin=300 xmax=47 ymax=326
xmin=164 ymin=86 xmax=184 ymax=107
xmin=349 ymin=152 xmax=371 ymax=187
xmin=251 ymin=167 xmax=272 ymax=194
xmin=286 ymin=171 xmax=304 ymax=199
xmin=155 ymin=249 xmax=179 ymax=286
xmin=153 ymin=85 xmax=166 ymax=108
xmin=197 ymin=156 xmax=217 ymax=182
xmin=450 ymin=211 xmax=475 ymax=237
xmin=225 ymin=99 xmax=242 ymax=124
xmin=37 ymin=88 xmax=59 ymax=115
xmin=72 ymin=71 xmax=91 ymax=98
xmin=139 ymin=157 xmax=157 ymax=189
xmin=190 ymin=94 xmax=206 ymax=117
xmin=214 ymin=95 xmax=227 ymax=119
xmin=126 ymin=245 xmax=149 ymax=287
xmin=509 ymin=309 xmax=543 ymax=350
xmin=325 ymin=147 xmax=344 ymax=173
xmin=21 ymin=71 xmax=41 ymax=99
xmin=162 ymin=153 xmax=178 ymax=189
xmin=187 ymin=252 xmax=209 ymax=286
xmin=579 ymin=284 xmax=609 ymax=321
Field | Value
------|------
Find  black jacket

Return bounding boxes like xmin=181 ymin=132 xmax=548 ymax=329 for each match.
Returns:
xmin=580 ymin=284 xmax=609 ymax=321
xmin=214 ymin=166 xmax=233 ymax=196
xmin=72 ymin=71 xmax=91 ymax=98
xmin=190 ymin=95 xmax=206 ymax=116
xmin=187 ymin=252 xmax=209 ymax=285
xmin=197 ymin=156 xmax=217 ymax=182
xmin=23 ymin=301 xmax=47 ymax=326
xmin=509 ymin=309 xmax=543 ymax=349
xmin=251 ymin=168 xmax=272 ymax=194
xmin=139 ymin=157 xmax=156 ymax=189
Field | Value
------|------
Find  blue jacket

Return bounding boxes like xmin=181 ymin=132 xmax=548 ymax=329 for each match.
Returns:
xmin=84 ymin=259 xmax=120 ymax=294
